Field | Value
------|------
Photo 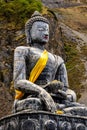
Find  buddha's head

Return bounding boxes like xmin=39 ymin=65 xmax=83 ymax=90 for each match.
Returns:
xmin=25 ymin=11 xmax=49 ymax=45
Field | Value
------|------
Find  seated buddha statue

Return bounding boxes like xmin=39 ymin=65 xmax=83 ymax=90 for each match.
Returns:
xmin=13 ymin=11 xmax=77 ymax=113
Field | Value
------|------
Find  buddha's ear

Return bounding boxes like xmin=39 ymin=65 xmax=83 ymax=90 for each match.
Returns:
xmin=28 ymin=31 xmax=32 ymax=45
xmin=25 ymin=28 xmax=32 ymax=46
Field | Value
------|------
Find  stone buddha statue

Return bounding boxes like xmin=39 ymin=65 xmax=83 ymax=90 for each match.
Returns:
xmin=13 ymin=11 xmax=76 ymax=113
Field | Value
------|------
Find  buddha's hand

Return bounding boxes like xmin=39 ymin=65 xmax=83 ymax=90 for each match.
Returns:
xmin=39 ymin=89 xmax=57 ymax=113
xmin=56 ymin=89 xmax=67 ymax=99
xmin=44 ymin=80 xmax=64 ymax=94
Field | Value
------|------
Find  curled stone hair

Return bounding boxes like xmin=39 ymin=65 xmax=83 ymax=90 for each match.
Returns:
xmin=25 ymin=11 xmax=49 ymax=44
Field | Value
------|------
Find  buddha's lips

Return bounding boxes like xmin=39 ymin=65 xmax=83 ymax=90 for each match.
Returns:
xmin=44 ymin=36 xmax=48 ymax=39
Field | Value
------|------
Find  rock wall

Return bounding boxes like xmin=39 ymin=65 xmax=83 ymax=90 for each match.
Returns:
xmin=41 ymin=0 xmax=82 ymax=8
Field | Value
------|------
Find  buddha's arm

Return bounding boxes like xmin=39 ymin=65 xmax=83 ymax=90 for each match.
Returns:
xmin=55 ymin=63 xmax=69 ymax=91
xmin=16 ymin=79 xmax=57 ymax=112
xmin=13 ymin=46 xmax=28 ymax=89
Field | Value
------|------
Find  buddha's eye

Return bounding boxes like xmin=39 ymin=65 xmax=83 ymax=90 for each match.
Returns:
xmin=38 ymin=28 xmax=44 ymax=31
xmin=46 ymin=28 xmax=49 ymax=31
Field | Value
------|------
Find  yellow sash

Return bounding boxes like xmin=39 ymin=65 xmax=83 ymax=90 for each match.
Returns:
xmin=15 ymin=50 xmax=48 ymax=99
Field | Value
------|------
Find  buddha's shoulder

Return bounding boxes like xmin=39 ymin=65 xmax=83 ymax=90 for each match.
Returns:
xmin=15 ymin=46 xmax=30 ymax=50
xmin=48 ymin=52 xmax=64 ymax=63
xmin=14 ymin=46 xmax=31 ymax=56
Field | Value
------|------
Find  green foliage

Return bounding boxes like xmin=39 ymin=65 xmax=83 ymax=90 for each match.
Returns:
xmin=64 ymin=44 xmax=78 ymax=61
xmin=0 ymin=0 xmax=42 ymax=25
xmin=81 ymin=45 xmax=87 ymax=56
xmin=62 ymin=37 xmax=85 ymax=99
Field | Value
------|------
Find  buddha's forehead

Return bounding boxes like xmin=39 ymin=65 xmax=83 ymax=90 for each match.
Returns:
xmin=32 ymin=21 xmax=49 ymax=28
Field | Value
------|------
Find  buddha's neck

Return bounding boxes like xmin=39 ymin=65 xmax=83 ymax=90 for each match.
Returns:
xmin=32 ymin=43 xmax=45 ymax=50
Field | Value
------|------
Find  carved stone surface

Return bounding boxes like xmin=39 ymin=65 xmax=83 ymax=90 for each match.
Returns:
xmin=0 ymin=111 xmax=87 ymax=130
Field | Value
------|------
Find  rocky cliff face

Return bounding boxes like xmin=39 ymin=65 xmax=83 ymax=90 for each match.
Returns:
xmin=0 ymin=1 xmax=87 ymax=118
xmin=41 ymin=0 xmax=87 ymax=8
xmin=0 ymin=25 xmax=26 ymax=117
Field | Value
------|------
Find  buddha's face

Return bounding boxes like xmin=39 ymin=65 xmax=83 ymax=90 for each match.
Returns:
xmin=30 ymin=21 xmax=49 ymax=44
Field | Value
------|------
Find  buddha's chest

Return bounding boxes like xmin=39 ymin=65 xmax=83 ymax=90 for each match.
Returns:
xmin=26 ymin=48 xmax=58 ymax=84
